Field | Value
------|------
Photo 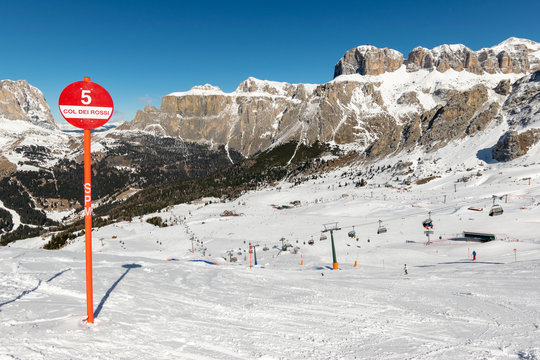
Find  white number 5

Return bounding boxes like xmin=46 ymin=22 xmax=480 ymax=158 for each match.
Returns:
xmin=81 ymin=90 xmax=92 ymax=105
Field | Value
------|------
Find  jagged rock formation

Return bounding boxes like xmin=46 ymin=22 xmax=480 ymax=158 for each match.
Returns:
xmin=499 ymin=70 xmax=540 ymax=128
xmin=492 ymin=129 xmax=540 ymax=161
xmin=120 ymin=38 xmax=540 ymax=161
xmin=335 ymin=37 xmax=540 ymax=76
xmin=334 ymin=46 xmax=404 ymax=77
xmin=491 ymin=69 xmax=540 ymax=161
xmin=407 ymin=45 xmax=484 ymax=74
xmin=0 ymin=80 xmax=57 ymax=130
xmin=120 ymin=79 xmax=315 ymax=156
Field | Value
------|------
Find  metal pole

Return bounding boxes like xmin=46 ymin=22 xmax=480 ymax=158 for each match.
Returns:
xmin=330 ymin=230 xmax=338 ymax=270
xmin=249 ymin=244 xmax=253 ymax=268
xmin=84 ymin=128 xmax=94 ymax=324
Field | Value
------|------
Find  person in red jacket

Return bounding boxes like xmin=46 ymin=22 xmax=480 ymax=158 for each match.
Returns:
xmin=472 ymin=250 xmax=477 ymax=261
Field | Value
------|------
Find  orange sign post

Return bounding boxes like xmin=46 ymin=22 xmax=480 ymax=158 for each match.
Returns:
xmin=84 ymin=128 xmax=94 ymax=323
xmin=59 ymin=77 xmax=113 ymax=324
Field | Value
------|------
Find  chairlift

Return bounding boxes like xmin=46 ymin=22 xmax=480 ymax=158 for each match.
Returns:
xmin=320 ymin=233 xmax=327 ymax=241
xmin=489 ymin=195 xmax=503 ymax=216
xmin=263 ymin=245 xmax=269 ymax=251
xmin=489 ymin=204 xmax=503 ymax=216
xmin=422 ymin=211 xmax=433 ymax=229
xmin=348 ymin=225 xmax=356 ymax=238
xmin=377 ymin=220 xmax=387 ymax=234
xmin=422 ymin=219 xmax=433 ymax=229
xmin=308 ymin=239 xmax=315 ymax=245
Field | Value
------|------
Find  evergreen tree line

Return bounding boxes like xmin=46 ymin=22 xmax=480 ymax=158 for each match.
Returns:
xmin=95 ymin=141 xmax=334 ymax=222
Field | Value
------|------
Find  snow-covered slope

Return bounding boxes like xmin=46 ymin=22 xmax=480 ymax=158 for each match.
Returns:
xmin=3 ymin=150 xmax=540 ymax=359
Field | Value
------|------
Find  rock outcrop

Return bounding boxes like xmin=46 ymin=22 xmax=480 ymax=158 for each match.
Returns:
xmin=334 ymin=37 xmax=539 ymax=78
xmin=406 ymin=38 xmax=540 ymax=75
xmin=121 ymin=38 xmax=540 ymax=161
xmin=492 ymin=129 xmax=540 ymax=161
xmin=407 ymin=45 xmax=484 ymax=74
xmin=498 ymin=70 xmax=540 ymax=128
xmin=334 ymin=46 xmax=404 ymax=77
xmin=0 ymin=80 xmax=57 ymax=130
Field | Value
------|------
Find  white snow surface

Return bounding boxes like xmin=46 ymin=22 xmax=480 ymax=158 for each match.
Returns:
xmin=2 ymin=153 xmax=540 ymax=359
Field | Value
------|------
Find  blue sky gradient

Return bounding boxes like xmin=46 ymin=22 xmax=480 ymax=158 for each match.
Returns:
xmin=1 ymin=0 xmax=539 ymax=124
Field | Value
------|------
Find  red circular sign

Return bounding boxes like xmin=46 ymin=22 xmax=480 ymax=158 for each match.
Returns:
xmin=58 ymin=79 xmax=114 ymax=129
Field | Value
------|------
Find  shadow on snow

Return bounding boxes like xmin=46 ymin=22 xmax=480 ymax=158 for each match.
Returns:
xmin=0 ymin=268 xmax=71 ymax=310
xmin=94 ymin=263 xmax=142 ymax=319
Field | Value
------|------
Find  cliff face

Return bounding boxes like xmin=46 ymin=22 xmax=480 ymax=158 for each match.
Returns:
xmin=335 ymin=37 xmax=540 ymax=76
xmin=0 ymin=80 xmax=57 ymax=130
xmin=334 ymin=46 xmax=404 ymax=77
xmin=121 ymin=38 xmax=540 ymax=160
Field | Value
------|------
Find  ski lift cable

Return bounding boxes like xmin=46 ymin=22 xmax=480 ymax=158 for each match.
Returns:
xmin=307 ymin=188 xmax=527 ymax=239
xmin=297 ymin=179 xmax=540 ymax=242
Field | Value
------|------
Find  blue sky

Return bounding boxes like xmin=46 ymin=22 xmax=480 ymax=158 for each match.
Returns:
xmin=1 ymin=0 xmax=539 ymax=124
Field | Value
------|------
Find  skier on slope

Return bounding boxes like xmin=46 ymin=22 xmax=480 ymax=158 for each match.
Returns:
xmin=472 ymin=250 xmax=477 ymax=261
xmin=404 ymin=264 xmax=408 ymax=275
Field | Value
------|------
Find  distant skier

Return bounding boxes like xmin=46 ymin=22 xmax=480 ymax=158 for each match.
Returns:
xmin=404 ymin=264 xmax=408 ymax=275
xmin=472 ymin=250 xmax=477 ymax=261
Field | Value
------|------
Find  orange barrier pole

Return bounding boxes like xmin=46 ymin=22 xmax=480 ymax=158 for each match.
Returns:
xmin=84 ymin=127 xmax=94 ymax=323
xmin=249 ymin=244 xmax=252 ymax=269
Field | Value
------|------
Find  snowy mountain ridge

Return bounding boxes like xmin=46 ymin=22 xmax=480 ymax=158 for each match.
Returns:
xmin=0 ymin=79 xmax=57 ymax=130
xmin=1 ymin=40 xmax=540 ymax=359
xmin=1 ymin=37 xmax=540 ymax=247
xmin=122 ymin=38 xmax=540 ymax=164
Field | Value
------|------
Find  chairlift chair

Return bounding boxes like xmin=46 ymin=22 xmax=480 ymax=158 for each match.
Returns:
xmin=489 ymin=195 xmax=504 ymax=216
xmin=377 ymin=220 xmax=387 ymax=234
xmin=348 ymin=231 xmax=356 ymax=238
xmin=422 ymin=219 xmax=433 ymax=229
xmin=489 ymin=204 xmax=503 ymax=216
xmin=320 ymin=234 xmax=327 ymax=241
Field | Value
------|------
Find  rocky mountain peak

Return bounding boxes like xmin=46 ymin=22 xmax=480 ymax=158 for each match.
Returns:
xmin=334 ymin=38 xmax=539 ymax=78
xmin=0 ymin=79 xmax=57 ymax=130
xmin=190 ymin=84 xmax=223 ymax=92
xmin=334 ymin=45 xmax=404 ymax=77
